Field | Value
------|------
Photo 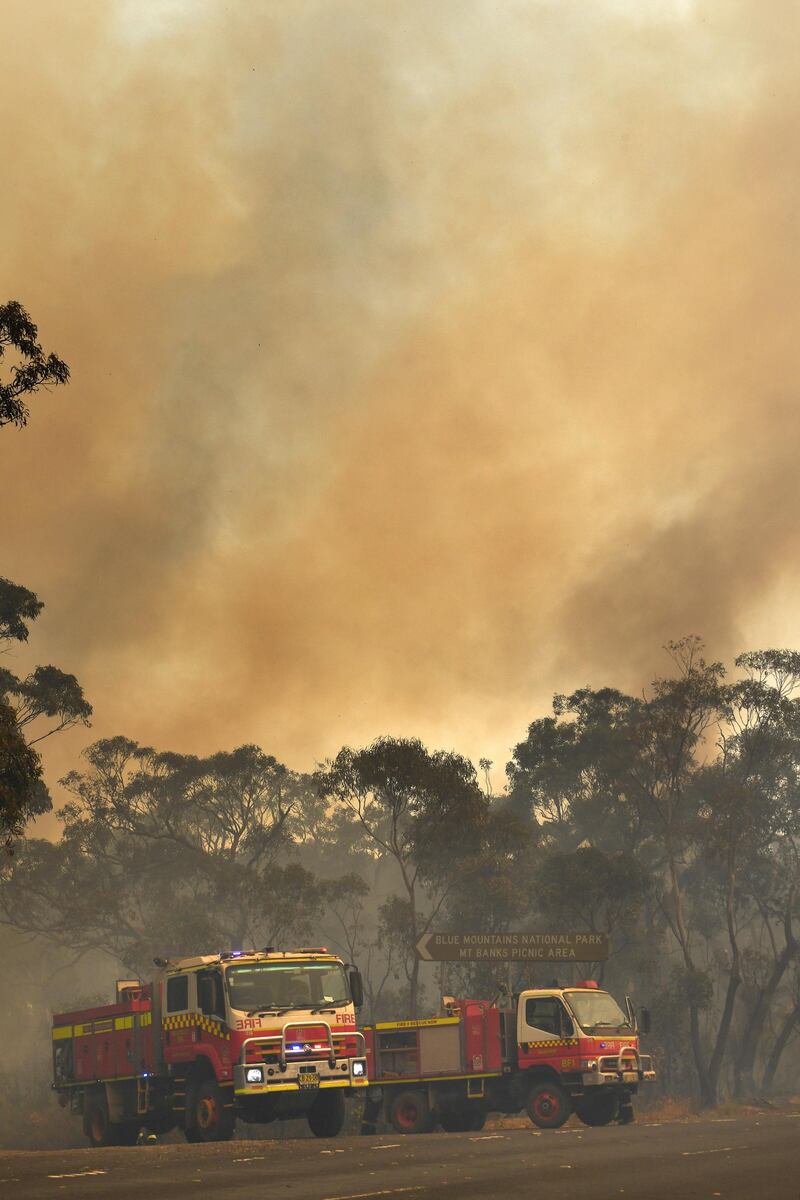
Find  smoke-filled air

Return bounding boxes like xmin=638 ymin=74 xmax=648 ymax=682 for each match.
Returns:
xmin=1 ymin=0 xmax=800 ymax=1162
xmin=1 ymin=0 xmax=798 ymax=782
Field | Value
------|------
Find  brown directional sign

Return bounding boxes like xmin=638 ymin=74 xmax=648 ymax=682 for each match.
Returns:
xmin=415 ymin=932 xmax=608 ymax=962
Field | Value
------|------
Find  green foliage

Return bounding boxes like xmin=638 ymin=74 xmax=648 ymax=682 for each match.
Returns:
xmin=0 ymin=738 xmax=323 ymax=974
xmin=0 ymin=578 xmax=91 ymax=847
xmin=0 ymin=701 xmax=47 ymax=849
xmin=0 ymin=301 xmax=69 ymax=429
xmin=0 ymin=665 xmax=92 ymax=745
xmin=534 ymin=846 xmax=649 ymax=937
xmin=0 ymin=577 xmax=43 ymax=644
xmin=317 ymin=736 xmax=489 ymax=1014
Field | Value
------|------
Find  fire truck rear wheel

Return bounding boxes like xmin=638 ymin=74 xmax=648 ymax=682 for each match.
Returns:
xmin=574 ymin=1090 xmax=619 ymax=1126
xmin=389 ymin=1090 xmax=434 ymax=1135
xmin=525 ymin=1081 xmax=572 ymax=1129
xmin=439 ymin=1104 xmax=486 ymax=1133
xmin=307 ymin=1089 xmax=346 ymax=1138
xmin=188 ymin=1079 xmax=236 ymax=1142
xmin=116 ymin=1122 xmax=141 ymax=1146
xmin=83 ymin=1094 xmax=135 ymax=1148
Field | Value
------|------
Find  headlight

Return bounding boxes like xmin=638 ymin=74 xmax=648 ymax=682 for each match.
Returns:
xmin=246 ymin=1066 xmax=264 ymax=1084
xmin=351 ymin=1059 xmax=366 ymax=1077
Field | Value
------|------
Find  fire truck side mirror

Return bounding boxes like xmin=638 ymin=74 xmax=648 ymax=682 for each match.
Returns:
xmin=639 ymin=1007 xmax=651 ymax=1035
xmin=348 ymin=967 xmax=364 ymax=1010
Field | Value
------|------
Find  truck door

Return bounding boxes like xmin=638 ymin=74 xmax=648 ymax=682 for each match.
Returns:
xmin=163 ymin=971 xmax=195 ymax=1065
xmin=518 ymin=994 xmax=575 ymax=1060
xmin=197 ymin=970 xmax=226 ymax=1023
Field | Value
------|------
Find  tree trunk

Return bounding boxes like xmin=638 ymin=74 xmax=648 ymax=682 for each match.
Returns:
xmin=409 ymin=954 xmax=420 ymax=1018
xmin=706 ymin=863 xmax=742 ymax=1106
xmin=761 ymin=1003 xmax=800 ymax=1094
xmin=734 ymin=948 xmax=792 ymax=1097
xmin=690 ymin=1000 xmax=714 ymax=1107
xmin=404 ymin=872 xmax=419 ymax=1018
xmin=669 ymin=852 xmax=713 ymax=1104
xmin=706 ymin=969 xmax=740 ymax=1105
xmin=734 ymin=889 xmax=796 ymax=1098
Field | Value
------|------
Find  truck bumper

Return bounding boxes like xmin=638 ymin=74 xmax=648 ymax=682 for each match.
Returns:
xmin=581 ymin=1070 xmax=654 ymax=1086
xmin=234 ymin=1057 xmax=369 ymax=1096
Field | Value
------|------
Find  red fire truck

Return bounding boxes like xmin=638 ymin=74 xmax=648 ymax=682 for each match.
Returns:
xmin=53 ymin=953 xmax=654 ymax=1145
xmin=361 ymin=981 xmax=655 ymax=1133
xmin=51 ymin=948 xmax=368 ymax=1146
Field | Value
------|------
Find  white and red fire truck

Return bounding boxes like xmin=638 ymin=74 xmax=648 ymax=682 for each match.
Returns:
xmin=52 ymin=954 xmax=654 ymax=1144
xmin=51 ymin=948 xmax=369 ymax=1145
xmin=362 ymin=980 xmax=655 ymax=1133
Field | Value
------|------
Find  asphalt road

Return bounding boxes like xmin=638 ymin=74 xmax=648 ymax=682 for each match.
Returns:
xmin=2 ymin=1113 xmax=799 ymax=1200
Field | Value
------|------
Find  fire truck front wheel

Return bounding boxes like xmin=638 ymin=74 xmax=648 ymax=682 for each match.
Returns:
xmin=187 ymin=1080 xmax=236 ymax=1143
xmin=525 ymin=1081 xmax=572 ymax=1129
xmin=307 ymin=1090 xmax=346 ymax=1138
xmin=389 ymin=1090 xmax=435 ymax=1135
xmin=574 ymin=1090 xmax=619 ymax=1126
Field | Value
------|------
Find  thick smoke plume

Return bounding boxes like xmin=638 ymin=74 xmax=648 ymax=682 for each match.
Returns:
xmin=1 ymin=0 xmax=798 ymax=804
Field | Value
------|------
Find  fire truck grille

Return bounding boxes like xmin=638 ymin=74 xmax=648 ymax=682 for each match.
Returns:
xmin=247 ymin=1036 xmax=358 ymax=1064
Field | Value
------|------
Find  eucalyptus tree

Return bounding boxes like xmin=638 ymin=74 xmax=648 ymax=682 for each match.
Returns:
xmin=317 ymin=736 xmax=488 ymax=1015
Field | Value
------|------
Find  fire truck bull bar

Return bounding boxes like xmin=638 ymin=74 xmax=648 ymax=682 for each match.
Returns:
xmin=582 ymin=1045 xmax=656 ymax=1086
xmin=240 ymin=1021 xmax=367 ymax=1070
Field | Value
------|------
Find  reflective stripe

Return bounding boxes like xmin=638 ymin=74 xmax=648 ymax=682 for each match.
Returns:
xmin=162 ymin=1011 xmax=231 ymax=1040
xmin=114 ymin=1016 xmax=134 ymax=1031
xmin=523 ymin=1038 xmax=580 ymax=1049
xmin=52 ymin=1025 xmax=73 ymax=1041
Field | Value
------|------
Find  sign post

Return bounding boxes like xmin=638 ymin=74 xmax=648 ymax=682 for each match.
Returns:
xmin=415 ymin=932 xmax=608 ymax=962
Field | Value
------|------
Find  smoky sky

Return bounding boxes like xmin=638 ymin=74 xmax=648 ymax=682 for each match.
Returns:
xmin=2 ymin=0 xmax=799 ymax=809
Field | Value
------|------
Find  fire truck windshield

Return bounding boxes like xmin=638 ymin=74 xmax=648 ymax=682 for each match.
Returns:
xmin=565 ymin=989 xmax=632 ymax=1034
xmin=226 ymin=961 xmax=351 ymax=1014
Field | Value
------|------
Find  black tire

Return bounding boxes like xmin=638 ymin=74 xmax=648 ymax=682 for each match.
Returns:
xmin=307 ymin=1089 xmax=346 ymax=1138
xmin=526 ymin=1081 xmax=572 ymax=1129
xmin=389 ymin=1090 xmax=434 ymax=1135
xmin=360 ymin=1095 xmax=383 ymax=1136
xmin=439 ymin=1107 xmax=471 ymax=1133
xmin=439 ymin=1104 xmax=486 ymax=1133
xmin=187 ymin=1079 xmax=236 ymax=1143
xmin=575 ymin=1091 xmax=619 ymax=1127
xmin=84 ymin=1094 xmax=115 ymax=1148
xmin=618 ymin=1101 xmax=635 ymax=1125
xmin=116 ymin=1122 xmax=141 ymax=1146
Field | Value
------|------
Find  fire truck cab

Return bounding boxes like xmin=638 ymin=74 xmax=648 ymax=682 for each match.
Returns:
xmin=52 ymin=948 xmax=369 ymax=1146
xmin=362 ymin=980 xmax=654 ymax=1133
xmin=514 ymin=980 xmax=655 ymax=1127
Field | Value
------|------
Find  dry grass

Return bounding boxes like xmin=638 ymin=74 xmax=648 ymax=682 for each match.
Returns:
xmin=485 ymin=1095 xmax=800 ymax=1131
xmin=637 ymin=1096 xmax=696 ymax=1123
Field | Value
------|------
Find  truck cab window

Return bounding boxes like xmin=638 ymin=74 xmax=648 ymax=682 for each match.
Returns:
xmin=524 ymin=997 xmax=573 ymax=1039
xmin=198 ymin=970 xmax=225 ymax=1019
xmin=166 ymin=974 xmax=189 ymax=1012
